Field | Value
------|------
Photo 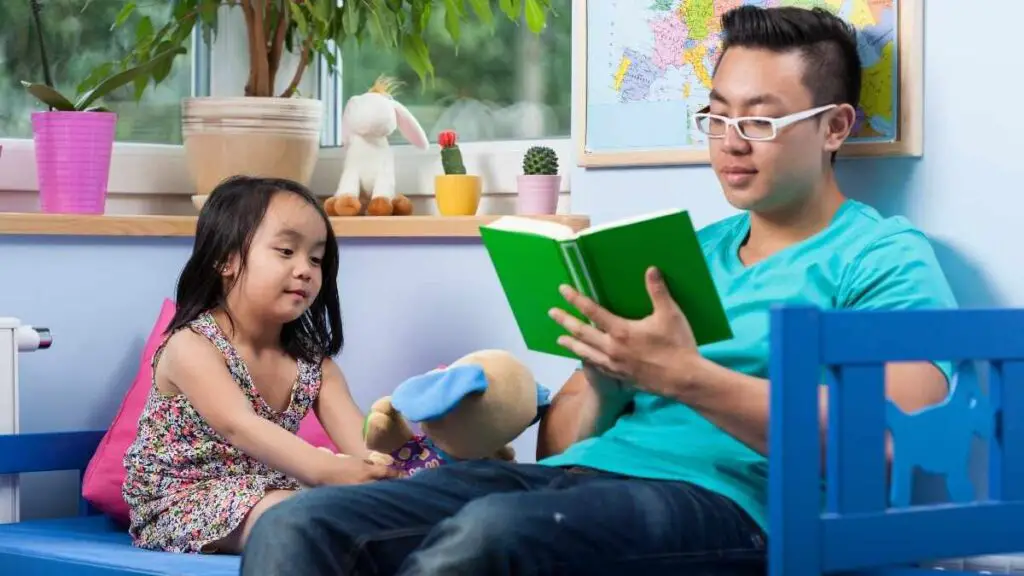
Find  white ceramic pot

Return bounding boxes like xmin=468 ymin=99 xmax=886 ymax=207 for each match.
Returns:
xmin=181 ymin=97 xmax=323 ymax=198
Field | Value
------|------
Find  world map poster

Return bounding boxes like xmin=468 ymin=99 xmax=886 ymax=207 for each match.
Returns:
xmin=578 ymin=0 xmax=922 ymax=167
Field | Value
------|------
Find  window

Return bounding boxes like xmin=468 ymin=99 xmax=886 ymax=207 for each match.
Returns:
xmin=0 ymin=0 xmax=192 ymax=144
xmin=338 ymin=0 xmax=572 ymax=146
xmin=0 ymin=1 xmax=573 ymax=208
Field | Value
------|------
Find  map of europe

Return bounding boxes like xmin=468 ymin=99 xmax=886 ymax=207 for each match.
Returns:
xmin=586 ymin=0 xmax=900 ymax=154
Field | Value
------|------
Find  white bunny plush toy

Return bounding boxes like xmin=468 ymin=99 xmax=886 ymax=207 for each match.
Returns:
xmin=325 ymin=76 xmax=429 ymax=217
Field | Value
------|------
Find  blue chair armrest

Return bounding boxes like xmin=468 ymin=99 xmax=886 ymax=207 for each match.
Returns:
xmin=0 ymin=431 xmax=105 ymax=475
xmin=0 ymin=431 xmax=107 ymax=518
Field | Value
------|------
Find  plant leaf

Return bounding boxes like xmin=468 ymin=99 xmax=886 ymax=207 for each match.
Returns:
xmin=135 ymin=15 xmax=154 ymax=47
xmin=443 ymin=0 xmax=461 ymax=43
xmin=368 ymin=9 xmax=397 ymax=48
xmin=198 ymin=0 xmax=220 ymax=30
xmin=524 ymin=0 xmax=546 ymax=33
xmin=76 ymin=62 xmax=114 ymax=96
xmin=411 ymin=1 xmax=431 ymax=33
xmin=499 ymin=0 xmax=519 ymax=21
xmin=315 ymin=0 xmax=332 ymax=24
xmin=111 ymin=3 xmax=136 ymax=31
xmin=20 ymin=81 xmax=77 ymax=111
xmin=400 ymin=34 xmax=433 ymax=87
xmin=290 ymin=2 xmax=310 ymax=36
xmin=341 ymin=0 xmax=358 ymax=37
xmin=133 ymin=74 xmax=149 ymax=101
xmin=150 ymin=43 xmax=175 ymax=83
xmin=467 ymin=0 xmax=494 ymax=25
xmin=73 ymin=46 xmax=186 ymax=111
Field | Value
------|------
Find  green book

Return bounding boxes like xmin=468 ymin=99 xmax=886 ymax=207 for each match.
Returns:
xmin=479 ymin=209 xmax=733 ymax=359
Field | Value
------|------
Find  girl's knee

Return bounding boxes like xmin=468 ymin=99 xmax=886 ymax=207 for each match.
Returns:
xmin=210 ymin=489 xmax=297 ymax=554
xmin=240 ymin=490 xmax=296 ymax=544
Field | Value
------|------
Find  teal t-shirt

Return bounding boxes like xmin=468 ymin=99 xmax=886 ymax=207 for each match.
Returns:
xmin=539 ymin=199 xmax=958 ymax=531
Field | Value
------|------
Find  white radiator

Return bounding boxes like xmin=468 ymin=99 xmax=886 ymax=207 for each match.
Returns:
xmin=0 ymin=318 xmax=52 ymax=524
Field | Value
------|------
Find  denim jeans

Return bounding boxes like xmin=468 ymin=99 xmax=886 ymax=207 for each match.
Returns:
xmin=240 ymin=460 xmax=766 ymax=576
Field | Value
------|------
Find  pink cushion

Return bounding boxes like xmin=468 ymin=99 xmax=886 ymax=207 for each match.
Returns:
xmin=81 ymin=299 xmax=337 ymax=526
xmin=297 ymin=411 xmax=335 ymax=450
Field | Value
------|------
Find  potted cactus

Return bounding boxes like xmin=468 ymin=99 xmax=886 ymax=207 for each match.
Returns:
xmin=433 ymin=130 xmax=481 ymax=216
xmin=516 ymin=146 xmax=562 ymax=214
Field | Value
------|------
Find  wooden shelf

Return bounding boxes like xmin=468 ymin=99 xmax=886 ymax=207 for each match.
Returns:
xmin=0 ymin=213 xmax=591 ymax=238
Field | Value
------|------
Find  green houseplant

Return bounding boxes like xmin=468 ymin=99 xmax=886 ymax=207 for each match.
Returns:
xmin=515 ymin=144 xmax=560 ymax=214
xmin=88 ymin=0 xmax=556 ymax=204
xmin=20 ymin=0 xmax=184 ymax=214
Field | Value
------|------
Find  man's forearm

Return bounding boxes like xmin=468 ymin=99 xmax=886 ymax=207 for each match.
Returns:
xmin=676 ymin=354 xmax=945 ymax=464
xmin=582 ymin=368 xmax=634 ymax=438
xmin=536 ymin=369 xmax=633 ymax=459
xmin=676 ymin=355 xmax=827 ymax=456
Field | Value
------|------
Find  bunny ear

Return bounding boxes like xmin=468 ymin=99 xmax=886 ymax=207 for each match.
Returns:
xmin=340 ymin=99 xmax=353 ymax=147
xmin=392 ymin=100 xmax=429 ymax=149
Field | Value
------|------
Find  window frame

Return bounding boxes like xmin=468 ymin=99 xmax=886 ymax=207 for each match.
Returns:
xmin=0 ymin=11 xmax=572 ymax=205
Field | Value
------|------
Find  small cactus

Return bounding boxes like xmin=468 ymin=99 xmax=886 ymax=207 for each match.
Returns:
xmin=522 ymin=146 xmax=559 ymax=176
xmin=438 ymin=129 xmax=466 ymax=175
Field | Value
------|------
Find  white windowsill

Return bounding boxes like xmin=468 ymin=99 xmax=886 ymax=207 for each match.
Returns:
xmin=0 ymin=137 xmax=572 ymax=200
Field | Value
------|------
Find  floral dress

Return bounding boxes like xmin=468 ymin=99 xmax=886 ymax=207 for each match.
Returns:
xmin=122 ymin=312 xmax=323 ymax=553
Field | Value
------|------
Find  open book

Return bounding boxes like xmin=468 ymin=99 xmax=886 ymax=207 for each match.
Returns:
xmin=479 ymin=209 xmax=733 ymax=359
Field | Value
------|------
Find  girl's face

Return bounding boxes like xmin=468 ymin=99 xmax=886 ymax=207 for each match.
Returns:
xmin=222 ymin=192 xmax=329 ymax=324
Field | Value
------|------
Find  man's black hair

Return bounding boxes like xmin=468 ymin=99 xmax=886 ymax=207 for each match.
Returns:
xmin=719 ymin=6 xmax=862 ymax=161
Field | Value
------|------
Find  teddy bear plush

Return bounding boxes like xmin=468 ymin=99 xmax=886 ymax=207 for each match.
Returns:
xmin=363 ymin=349 xmax=551 ymax=476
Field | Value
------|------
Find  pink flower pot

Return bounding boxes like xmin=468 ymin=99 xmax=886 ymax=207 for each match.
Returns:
xmin=32 ymin=111 xmax=117 ymax=214
xmin=515 ymin=174 xmax=561 ymax=215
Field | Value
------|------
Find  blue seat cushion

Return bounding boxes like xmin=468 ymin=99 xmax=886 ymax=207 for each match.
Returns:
xmin=0 ymin=516 xmax=240 ymax=575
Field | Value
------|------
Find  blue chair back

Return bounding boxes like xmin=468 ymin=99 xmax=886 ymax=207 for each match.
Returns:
xmin=0 ymin=431 xmax=105 ymax=518
xmin=768 ymin=305 xmax=1024 ymax=575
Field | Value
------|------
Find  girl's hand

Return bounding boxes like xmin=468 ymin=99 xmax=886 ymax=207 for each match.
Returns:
xmin=319 ymin=454 xmax=401 ymax=485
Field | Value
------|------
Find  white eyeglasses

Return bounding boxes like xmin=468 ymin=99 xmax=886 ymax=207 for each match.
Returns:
xmin=693 ymin=104 xmax=837 ymax=141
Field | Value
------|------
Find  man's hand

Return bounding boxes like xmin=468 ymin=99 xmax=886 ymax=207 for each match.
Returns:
xmin=548 ymin=266 xmax=699 ymax=397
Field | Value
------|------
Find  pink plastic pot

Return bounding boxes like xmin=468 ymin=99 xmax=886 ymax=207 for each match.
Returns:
xmin=515 ymin=174 xmax=562 ymax=215
xmin=32 ymin=111 xmax=116 ymax=214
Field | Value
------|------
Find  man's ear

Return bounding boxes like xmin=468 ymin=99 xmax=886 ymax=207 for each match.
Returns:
xmin=823 ymin=103 xmax=858 ymax=154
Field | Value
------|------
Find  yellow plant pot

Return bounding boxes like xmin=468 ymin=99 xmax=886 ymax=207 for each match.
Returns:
xmin=434 ymin=174 xmax=482 ymax=216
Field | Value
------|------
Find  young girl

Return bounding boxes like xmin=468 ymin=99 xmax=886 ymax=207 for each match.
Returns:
xmin=122 ymin=176 xmax=397 ymax=554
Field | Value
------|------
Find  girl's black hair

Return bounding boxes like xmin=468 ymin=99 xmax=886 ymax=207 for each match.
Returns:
xmin=167 ymin=175 xmax=343 ymax=362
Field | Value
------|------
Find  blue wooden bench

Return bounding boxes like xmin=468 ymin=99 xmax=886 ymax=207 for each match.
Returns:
xmin=0 ymin=431 xmax=239 ymax=575
xmin=769 ymin=305 xmax=1024 ymax=575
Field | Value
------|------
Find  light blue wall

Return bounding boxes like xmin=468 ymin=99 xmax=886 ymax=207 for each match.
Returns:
xmin=2 ymin=2 xmax=1012 ymax=519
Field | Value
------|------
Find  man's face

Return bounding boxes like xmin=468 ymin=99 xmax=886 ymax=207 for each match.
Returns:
xmin=707 ymin=46 xmax=850 ymax=213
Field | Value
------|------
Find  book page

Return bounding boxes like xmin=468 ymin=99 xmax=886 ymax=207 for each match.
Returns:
xmin=578 ymin=208 xmax=686 ymax=237
xmin=483 ymin=216 xmax=577 ymax=240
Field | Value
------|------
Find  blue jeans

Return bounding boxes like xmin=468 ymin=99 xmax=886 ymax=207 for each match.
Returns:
xmin=240 ymin=460 xmax=765 ymax=576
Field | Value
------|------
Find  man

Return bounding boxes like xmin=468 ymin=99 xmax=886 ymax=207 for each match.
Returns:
xmin=240 ymin=6 xmax=955 ymax=575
